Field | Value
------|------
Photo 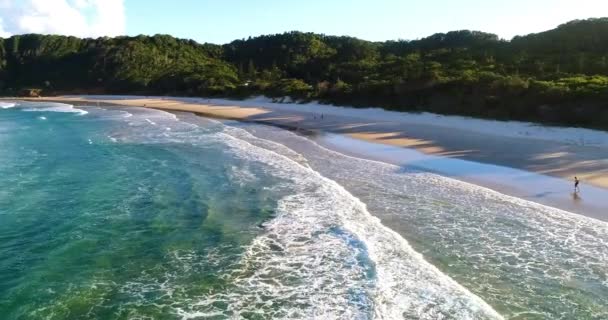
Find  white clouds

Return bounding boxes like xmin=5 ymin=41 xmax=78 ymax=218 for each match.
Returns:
xmin=0 ymin=0 xmax=125 ymax=38
xmin=0 ymin=18 xmax=10 ymax=38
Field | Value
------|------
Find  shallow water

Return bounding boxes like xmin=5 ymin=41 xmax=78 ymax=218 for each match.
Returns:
xmin=236 ymin=122 xmax=608 ymax=320
xmin=0 ymin=102 xmax=606 ymax=319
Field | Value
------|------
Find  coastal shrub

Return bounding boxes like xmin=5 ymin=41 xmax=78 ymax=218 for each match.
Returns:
xmin=268 ymin=78 xmax=313 ymax=98
xmin=2 ymin=18 xmax=608 ymax=128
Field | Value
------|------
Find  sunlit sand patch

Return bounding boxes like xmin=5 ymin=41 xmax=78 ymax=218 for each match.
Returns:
xmin=336 ymin=123 xmax=383 ymax=131
xmin=347 ymin=132 xmax=456 ymax=155
xmin=255 ymin=116 xmax=307 ymax=122
xmin=577 ymin=170 xmax=608 ymax=187
xmin=532 ymin=152 xmax=571 ymax=160
xmin=348 ymin=132 xmax=432 ymax=147
xmin=435 ymin=149 xmax=477 ymax=157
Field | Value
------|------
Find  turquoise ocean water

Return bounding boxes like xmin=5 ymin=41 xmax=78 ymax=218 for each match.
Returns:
xmin=0 ymin=101 xmax=606 ymax=319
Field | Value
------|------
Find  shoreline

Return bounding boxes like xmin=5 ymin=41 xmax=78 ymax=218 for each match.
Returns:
xmin=4 ymin=95 xmax=608 ymax=219
xmin=316 ymin=133 xmax=608 ymax=220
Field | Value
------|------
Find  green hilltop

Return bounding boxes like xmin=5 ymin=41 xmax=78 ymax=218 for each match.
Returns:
xmin=2 ymin=18 xmax=608 ymax=128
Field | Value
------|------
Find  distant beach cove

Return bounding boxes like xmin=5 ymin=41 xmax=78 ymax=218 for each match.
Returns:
xmin=6 ymin=95 xmax=608 ymax=219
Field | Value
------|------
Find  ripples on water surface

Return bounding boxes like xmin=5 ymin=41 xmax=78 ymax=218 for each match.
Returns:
xmin=0 ymin=102 xmax=606 ymax=319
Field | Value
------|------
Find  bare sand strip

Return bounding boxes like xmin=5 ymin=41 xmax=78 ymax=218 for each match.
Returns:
xmin=6 ymin=96 xmax=608 ymax=218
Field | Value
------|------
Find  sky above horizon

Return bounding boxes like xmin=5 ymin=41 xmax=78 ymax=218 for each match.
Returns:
xmin=0 ymin=0 xmax=607 ymax=43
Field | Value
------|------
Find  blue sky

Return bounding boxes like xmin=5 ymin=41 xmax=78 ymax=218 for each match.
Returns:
xmin=0 ymin=0 xmax=607 ymax=42
xmin=124 ymin=0 xmax=608 ymax=43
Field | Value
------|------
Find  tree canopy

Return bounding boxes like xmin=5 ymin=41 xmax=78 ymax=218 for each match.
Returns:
xmin=2 ymin=18 xmax=608 ymax=129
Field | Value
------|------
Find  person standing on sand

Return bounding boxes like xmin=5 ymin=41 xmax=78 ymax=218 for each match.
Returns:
xmin=574 ymin=176 xmax=580 ymax=193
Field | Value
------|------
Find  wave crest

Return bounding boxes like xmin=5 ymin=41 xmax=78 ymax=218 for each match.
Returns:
xmin=22 ymin=102 xmax=88 ymax=115
xmin=0 ymin=102 xmax=17 ymax=109
xmin=184 ymin=125 xmax=505 ymax=319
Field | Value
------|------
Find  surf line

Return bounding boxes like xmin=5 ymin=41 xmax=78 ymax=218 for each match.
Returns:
xmin=216 ymin=123 xmax=504 ymax=319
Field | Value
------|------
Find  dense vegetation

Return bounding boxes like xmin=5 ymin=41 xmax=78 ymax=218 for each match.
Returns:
xmin=2 ymin=18 xmax=608 ymax=128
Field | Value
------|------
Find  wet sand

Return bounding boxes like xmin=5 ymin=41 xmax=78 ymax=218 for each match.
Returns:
xmin=318 ymin=134 xmax=608 ymax=221
xmin=6 ymin=95 xmax=608 ymax=218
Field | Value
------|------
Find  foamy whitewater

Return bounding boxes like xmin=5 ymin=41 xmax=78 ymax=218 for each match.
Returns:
xmin=0 ymin=102 xmax=16 ymax=109
xmin=21 ymin=102 xmax=88 ymax=115
xmin=0 ymin=101 xmax=606 ymax=319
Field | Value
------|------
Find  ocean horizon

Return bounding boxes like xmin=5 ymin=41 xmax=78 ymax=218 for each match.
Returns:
xmin=0 ymin=101 xmax=607 ymax=319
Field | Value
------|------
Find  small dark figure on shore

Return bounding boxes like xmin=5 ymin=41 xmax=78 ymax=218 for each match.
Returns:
xmin=321 ymin=113 xmax=324 ymax=120
xmin=574 ymin=176 xmax=580 ymax=193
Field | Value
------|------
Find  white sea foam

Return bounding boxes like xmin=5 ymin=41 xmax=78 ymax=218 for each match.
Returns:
xmin=129 ymin=108 xmax=179 ymax=126
xmin=237 ymin=123 xmax=608 ymax=318
xmin=109 ymin=107 xmax=501 ymax=318
xmin=227 ymin=165 xmax=258 ymax=186
xmin=0 ymin=102 xmax=17 ymax=109
xmin=222 ymin=124 xmax=309 ymax=167
xmin=194 ymin=125 xmax=505 ymax=319
xmin=22 ymin=102 xmax=88 ymax=115
xmin=87 ymin=106 xmax=608 ymax=318
xmin=118 ymin=110 xmax=186 ymax=131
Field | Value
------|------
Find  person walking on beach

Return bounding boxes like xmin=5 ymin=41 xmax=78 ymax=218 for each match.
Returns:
xmin=574 ymin=176 xmax=580 ymax=193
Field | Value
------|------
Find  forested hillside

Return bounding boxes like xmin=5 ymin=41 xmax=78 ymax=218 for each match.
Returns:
xmin=2 ymin=18 xmax=608 ymax=128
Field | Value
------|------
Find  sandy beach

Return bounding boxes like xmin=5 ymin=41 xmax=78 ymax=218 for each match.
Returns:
xmin=6 ymin=95 xmax=608 ymax=219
